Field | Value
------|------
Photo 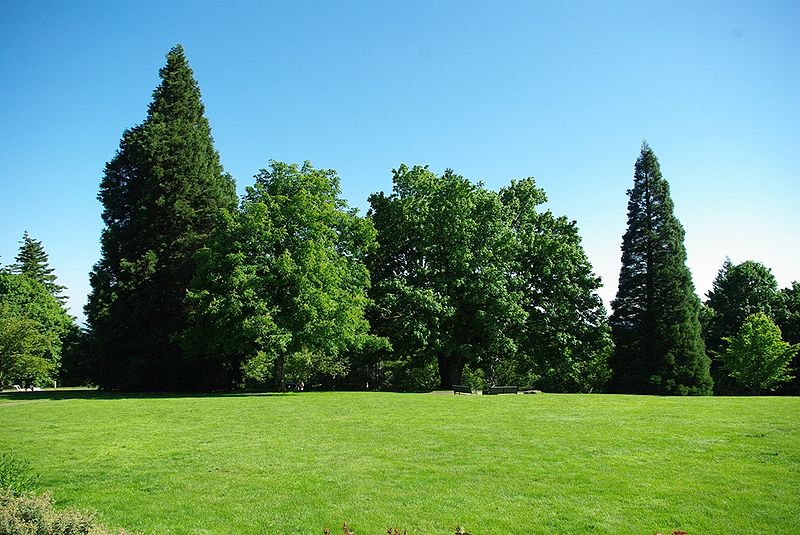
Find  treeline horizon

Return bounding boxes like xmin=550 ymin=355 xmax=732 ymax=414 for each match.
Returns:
xmin=2 ymin=45 xmax=798 ymax=395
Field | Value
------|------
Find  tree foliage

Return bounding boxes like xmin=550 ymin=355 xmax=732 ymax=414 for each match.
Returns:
xmin=719 ymin=312 xmax=796 ymax=394
xmin=775 ymin=281 xmax=800 ymax=393
xmin=499 ymin=179 xmax=612 ymax=392
xmin=0 ymin=304 xmax=56 ymax=388
xmin=0 ymin=273 xmax=74 ymax=387
xmin=185 ymin=161 xmax=379 ymax=390
xmin=85 ymin=45 xmax=237 ymax=390
xmin=702 ymin=259 xmax=783 ymax=393
xmin=11 ymin=232 xmax=67 ymax=302
xmin=703 ymin=259 xmax=781 ymax=352
xmin=367 ymin=165 xmax=524 ymax=389
xmin=609 ymin=143 xmax=712 ymax=395
xmin=366 ymin=166 xmax=611 ymax=392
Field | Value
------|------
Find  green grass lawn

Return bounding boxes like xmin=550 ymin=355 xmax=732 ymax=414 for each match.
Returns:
xmin=1 ymin=391 xmax=798 ymax=534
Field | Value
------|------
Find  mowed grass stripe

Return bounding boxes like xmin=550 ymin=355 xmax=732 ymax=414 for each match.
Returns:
xmin=1 ymin=392 xmax=798 ymax=534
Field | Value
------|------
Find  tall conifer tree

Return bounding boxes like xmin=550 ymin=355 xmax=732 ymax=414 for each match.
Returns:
xmin=609 ymin=143 xmax=712 ymax=395
xmin=12 ymin=231 xmax=67 ymax=302
xmin=85 ymin=45 xmax=237 ymax=390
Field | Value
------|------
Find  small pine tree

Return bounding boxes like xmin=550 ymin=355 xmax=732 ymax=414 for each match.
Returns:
xmin=720 ymin=312 xmax=796 ymax=394
xmin=609 ymin=142 xmax=712 ymax=395
xmin=11 ymin=232 xmax=67 ymax=303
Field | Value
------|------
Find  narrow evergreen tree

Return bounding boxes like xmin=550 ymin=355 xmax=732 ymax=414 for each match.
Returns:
xmin=85 ymin=45 xmax=237 ymax=390
xmin=609 ymin=142 xmax=712 ymax=395
xmin=11 ymin=232 xmax=67 ymax=302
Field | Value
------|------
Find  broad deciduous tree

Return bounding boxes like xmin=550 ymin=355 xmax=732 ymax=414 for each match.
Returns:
xmin=185 ymin=161 xmax=378 ymax=390
xmin=500 ymin=179 xmax=613 ymax=392
xmin=777 ymin=282 xmax=800 ymax=344
xmin=775 ymin=281 xmax=800 ymax=393
xmin=702 ymin=259 xmax=783 ymax=393
xmin=719 ymin=312 xmax=796 ymax=394
xmin=367 ymin=165 xmax=525 ymax=389
xmin=0 ymin=304 xmax=54 ymax=388
xmin=0 ymin=273 xmax=74 ymax=387
xmin=609 ymin=143 xmax=712 ymax=395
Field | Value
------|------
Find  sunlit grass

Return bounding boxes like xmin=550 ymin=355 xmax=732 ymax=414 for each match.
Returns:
xmin=1 ymin=391 xmax=798 ymax=534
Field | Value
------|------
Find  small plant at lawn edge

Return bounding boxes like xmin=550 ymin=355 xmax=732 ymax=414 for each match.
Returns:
xmin=0 ymin=450 xmax=39 ymax=495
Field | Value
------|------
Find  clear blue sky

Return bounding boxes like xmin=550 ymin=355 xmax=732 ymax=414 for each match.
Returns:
xmin=1 ymin=0 xmax=798 ymax=323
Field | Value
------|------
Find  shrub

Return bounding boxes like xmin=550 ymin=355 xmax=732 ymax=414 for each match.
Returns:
xmin=0 ymin=490 xmax=134 ymax=535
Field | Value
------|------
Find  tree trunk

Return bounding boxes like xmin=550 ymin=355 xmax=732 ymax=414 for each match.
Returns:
xmin=438 ymin=354 xmax=465 ymax=389
xmin=274 ymin=355 xmax=286 ymax=392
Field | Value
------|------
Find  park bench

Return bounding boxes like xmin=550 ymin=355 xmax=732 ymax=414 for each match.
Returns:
xmin=283 ymin=381 xmax=305 ymax=391
xmin=484 ymin=385 xmax=518 ymax=395
xmin=452 ymin=384 xmax=473 ymax=395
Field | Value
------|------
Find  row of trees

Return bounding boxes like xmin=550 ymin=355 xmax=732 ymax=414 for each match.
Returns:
xmin=3 ymin=46 xmax=796 ymax=395
xmin=4 ymin=223 xmax=792 ymax=394
xmin=82 ymin=45 xmax=611 ymax=392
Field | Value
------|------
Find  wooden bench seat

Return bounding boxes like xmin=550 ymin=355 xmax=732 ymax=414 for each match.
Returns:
xmin=484 ymin=385 xmax=518 ymax=395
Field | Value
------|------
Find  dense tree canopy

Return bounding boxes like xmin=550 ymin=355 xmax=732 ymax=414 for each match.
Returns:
xmin=609 ymin=143 xmax=712 ymax=395
xmin=366 ymin=166 xmax=611 ymax=392
xmin=777 ymin=282 xmax=800 ymax=344
xmin=18 ymin=44 xmax=786 ymax=395
xmin=85 ymin=45 xmax=237 ymax=390
xmin=703 ymin=259 xmax=782 ymax=353
xmin=0 ymin=273 xmax=74 ymax=387
xmin=720 ymin=312 xmax=796 ymax=395
xmin=775 ymin=281 xmax=800 ymax=394
xmin=702 ymin=259 xmax=783 ymax=393
xmin=499 ymin=179 xmax=612 ymax=392
xmin=0 ymin=303 xmax=55 ymax=388
xmin=185 ymin=161 xmax=379 ymax=390
xmin=367 ymin=165 xmax=525 ymax=389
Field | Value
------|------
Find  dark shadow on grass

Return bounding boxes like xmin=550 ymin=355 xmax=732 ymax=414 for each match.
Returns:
xmin=0 ymin=389 xmax=301 ymax=403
